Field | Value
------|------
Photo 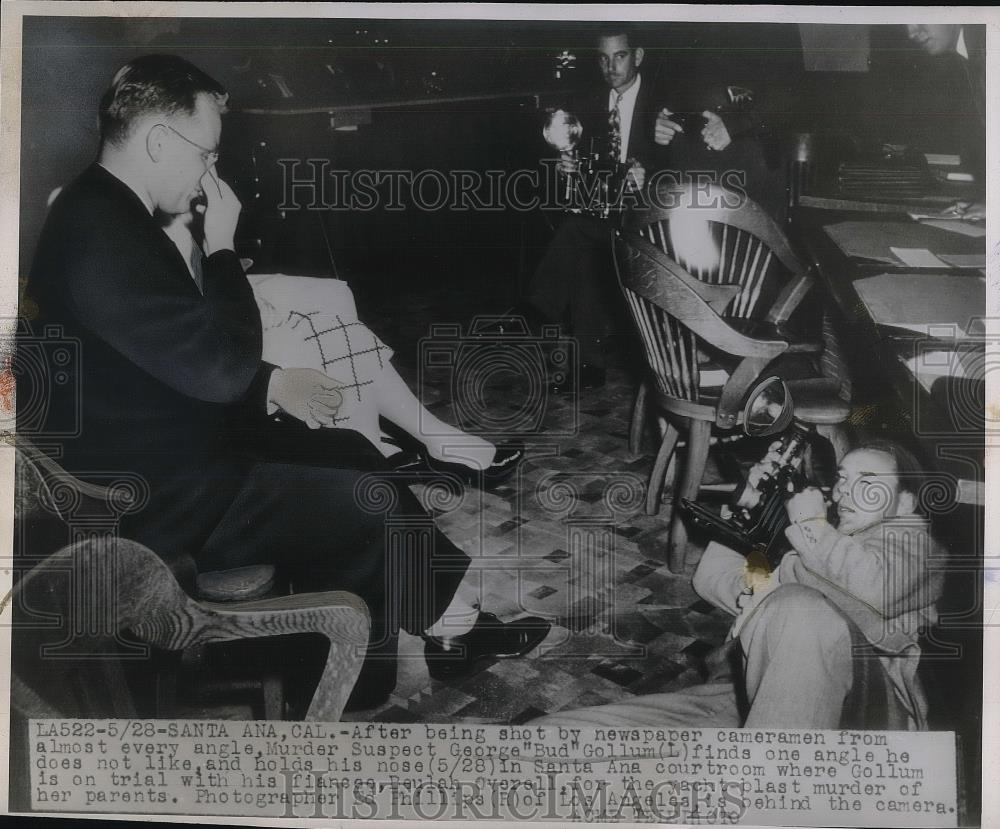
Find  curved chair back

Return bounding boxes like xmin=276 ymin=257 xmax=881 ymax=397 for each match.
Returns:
xmin=632 ymin=182 xmax=813 ymax=323
xmin=612 ymin=229 xmax=787 ymax=422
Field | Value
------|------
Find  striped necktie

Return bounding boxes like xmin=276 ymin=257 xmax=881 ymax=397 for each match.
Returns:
xmin=608 ymin=91 xmax=624 ymax=162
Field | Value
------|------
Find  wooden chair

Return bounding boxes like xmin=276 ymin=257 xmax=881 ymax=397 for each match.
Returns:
xmin=611 ymin=230 xmax=850 ymax=573
xmin=633 ymin=182 xmax=818 ymax=324
xmin=627 ymin=182 xmax=853 ymax=447
xmin=9 ymin=438 xmax=370 ymax=724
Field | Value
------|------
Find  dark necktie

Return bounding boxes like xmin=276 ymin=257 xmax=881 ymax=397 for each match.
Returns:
xmin=190 ymin=246 xmax=205 ymax=294
xmin=608 ymin=91 xmax=623 ymax=162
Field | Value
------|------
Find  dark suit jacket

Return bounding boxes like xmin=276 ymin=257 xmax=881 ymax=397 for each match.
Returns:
xmin=22 ymin=164 xmax=385 ymax=563
xmin=652 ymin=24 xmax=804 ymax=220
xmin=960 ymin=25 xmax=986 ymax=190
xmin=25 ymin=164 xmax=273 ymax=480
xmin=568 ymin=73 xmax=665 ymax=172
xmin=963 ymin=25 xmax=986 ymax=126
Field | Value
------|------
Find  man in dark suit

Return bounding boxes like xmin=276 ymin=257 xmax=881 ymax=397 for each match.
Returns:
xmin=22 ymin=54 xmax=549 ymax=709
xmin=652 ymin=23 xmax=802 ymax=223
xmin=506 ymin=26 xmax=663 ymax=392
xmin=907 ymin=23 xmax=986 ymax=222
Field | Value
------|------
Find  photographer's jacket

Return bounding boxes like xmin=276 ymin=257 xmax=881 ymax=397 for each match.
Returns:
xmin=569 ymin=72 xmax=664 ymax=171
xmin=694 ymin=515 xmax=944 ymax=729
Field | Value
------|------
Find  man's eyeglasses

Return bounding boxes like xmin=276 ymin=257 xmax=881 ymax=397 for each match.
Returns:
xmin=157 ymin=123 xmax=220 ymax=166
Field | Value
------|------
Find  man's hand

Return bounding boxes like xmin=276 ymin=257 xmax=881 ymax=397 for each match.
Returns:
xmin=940 ymin=200 xmax=985 ymax=223
xmin=556 ymin=151 xmax=580 ymax=178
xmin=785 ymin=487 xmax=827 ymax=525
xmin=746 ymin=441 xmax=783 ymax=488
xmin=701 ymin=111 xmax=732 ymax=152
xmin=267 ymin=367 xmax=344 ymax=429
xmin=198 ymin=166 xmax=242 ymax=256
xmin=625 ymin=160 xmax=646 ymax=192
xmin=654 ymin=108 xmax=684 ymax=146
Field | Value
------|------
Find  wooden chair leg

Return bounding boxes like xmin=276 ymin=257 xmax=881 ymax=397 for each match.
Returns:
xmin=629 ymin=381 xmax=650 ymax=457
xmin=663 ymin=448 xmax=679 ymax=499
xmin=154 ymin=651 xmax=181 ymax=718
xmin=668 ymin=520 xmax=689 ymax=575
xmin=262 ymin=675 xmax=284 ymax=720
xmin=646 ymin=421 xmax=680 ymax=516
xmin=667 ymin=419 xmax=712 ymax=574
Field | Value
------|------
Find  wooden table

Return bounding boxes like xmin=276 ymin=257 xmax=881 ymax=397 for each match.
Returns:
xmin=791 ymin=205 xmax=985 ymax=508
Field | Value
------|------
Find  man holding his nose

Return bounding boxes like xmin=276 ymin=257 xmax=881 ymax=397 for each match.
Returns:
xmin=23 ymin=54 xmax=550 ymax=709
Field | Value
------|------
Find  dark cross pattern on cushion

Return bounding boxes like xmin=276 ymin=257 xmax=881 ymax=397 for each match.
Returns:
xmin=287 ymin=312 xmax=392 ymax=425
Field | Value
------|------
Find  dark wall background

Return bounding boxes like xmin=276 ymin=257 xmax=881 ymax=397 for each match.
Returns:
xmin=18 ymin=17 xmax=981 ymax=288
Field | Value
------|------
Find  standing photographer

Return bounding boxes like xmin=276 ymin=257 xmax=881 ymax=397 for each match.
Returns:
xmin=652 ymin=23 xmax=802 ymax=222
xmin=488 ymin=25 xmax=663 ymax=392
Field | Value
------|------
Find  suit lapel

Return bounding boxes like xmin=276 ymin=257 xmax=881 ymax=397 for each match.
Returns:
xmin=625 ymin=77 xmax=655 ymax=163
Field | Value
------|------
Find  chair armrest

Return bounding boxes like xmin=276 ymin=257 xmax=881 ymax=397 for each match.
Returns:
xmin=727 ymin=319 xmax=822 ymax=353
xmin=14 ymin=436 xmax=124 ymax=504
xmin=137 ymin=590 xmax=371 ymax=722
xmin=764 ymin=271 xmax=815 ymax=325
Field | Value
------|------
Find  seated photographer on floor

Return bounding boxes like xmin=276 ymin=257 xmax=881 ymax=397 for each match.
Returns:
xmin=536 ymin=439 xmax=943 ymax=731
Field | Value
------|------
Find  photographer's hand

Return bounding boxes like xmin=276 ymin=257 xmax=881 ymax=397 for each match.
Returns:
xmin=939 ymin=200 xmax=985 ymax=223
xmin=556 ymin=151 xmax=579 ymax=178
xmin=746 ymin=441 xmax=783 ymax=488
xmin=625 ymin=160 xmax=646 ymax=192
xmin=654 ymin=108 xmax=683 ymax=146
xmin=701 ymin=112 xmax=732 ymax=152
xmin=786 ymin=487 xmax=827 ymax=525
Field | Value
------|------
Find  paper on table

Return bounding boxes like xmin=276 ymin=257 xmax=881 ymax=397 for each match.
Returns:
xmin=917 ymin=219 xmax=987 ymax=239
xmin=939 ymin=253 xmax=987 ymax=269
xmin=903 ymin=345 xmax=984 ymax=394
xmin=889 ymin=247 xmax=951 ymax=268
xmin=904 ymin=351 xmax=965 ymax=393
xmin=853 ymin=272 xmax=985 ymax=338
xmin=923 ymin=153 xmax=962 ymax=167
xmin=824 ymin=220 xmax=982 ymax=265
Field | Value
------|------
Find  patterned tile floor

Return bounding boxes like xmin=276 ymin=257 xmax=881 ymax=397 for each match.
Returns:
xmin=335 ymin=274 xmax=736 ymax=724
xmin=176 ymin=266 xmax=737 ymax=723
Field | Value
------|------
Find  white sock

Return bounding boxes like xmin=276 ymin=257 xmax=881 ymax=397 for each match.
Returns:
xmin=424 ymin=592 xmax=480 ymax=639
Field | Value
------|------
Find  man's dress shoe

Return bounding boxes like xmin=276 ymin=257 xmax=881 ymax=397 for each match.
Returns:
xmin=388 ymin=444 xmax=525 ymax=488
xmin=344 ymin=684 xmax=392 ymax=712
xmin=423 ymin=611 xmax=552 ymax=680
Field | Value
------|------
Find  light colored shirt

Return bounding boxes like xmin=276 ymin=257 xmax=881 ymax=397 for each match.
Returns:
xmin=607 ymin=73 xmax=642 ymax=163
xmin=956 ymin=27 xmax=968 ymax=59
